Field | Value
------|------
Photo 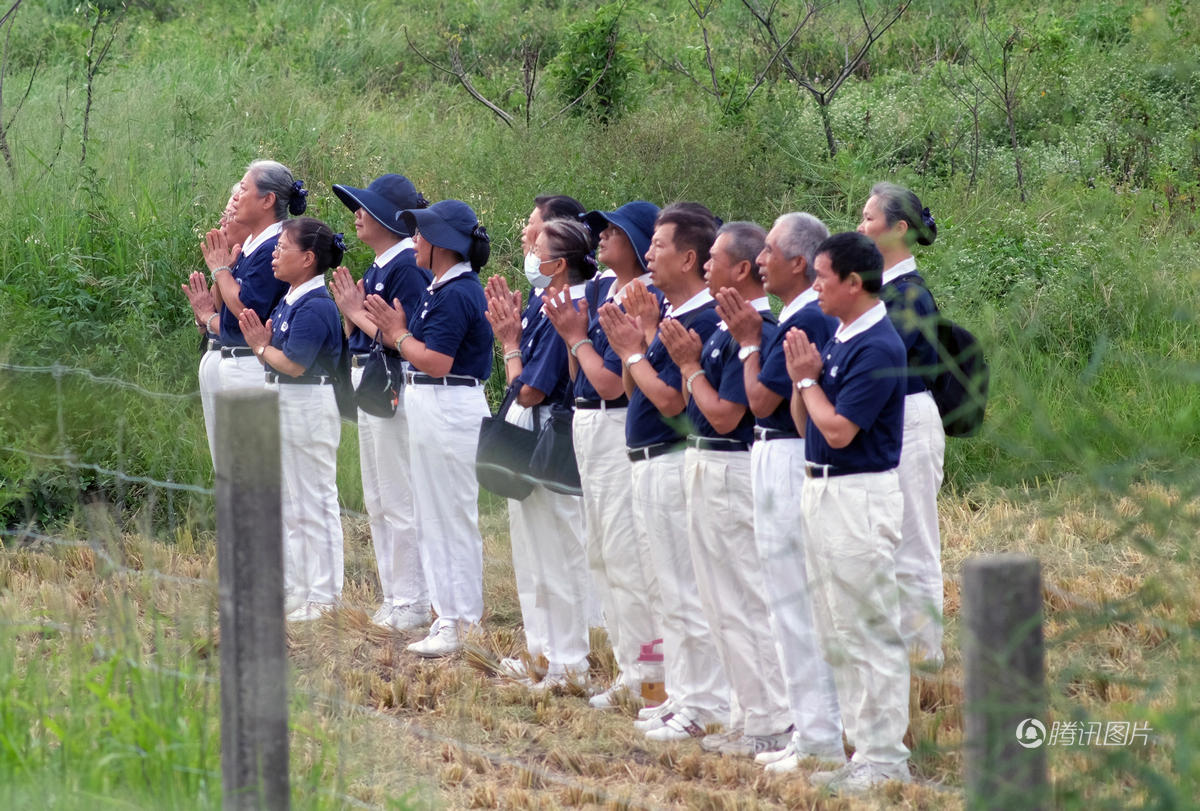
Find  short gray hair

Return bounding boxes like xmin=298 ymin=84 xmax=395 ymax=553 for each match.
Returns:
xmin=772 ymin=212 xmax=829 ymax=282
xmin=716 ymin=221 xmax=767 ymax=283
xmin=248 ymin=159 xmax=302 ymax=221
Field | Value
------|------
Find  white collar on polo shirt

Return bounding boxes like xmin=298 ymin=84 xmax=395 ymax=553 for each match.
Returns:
xmin=284 ymin=274 xmax=327 ymax=305
xmin=834 ymin=300 xmax=888 ymax=343
xmin=609 ymin=272 xmax=652 ymax=305
xmin=750 ymin=295 xmax=770 ymax=312
xmin=374 ymin=237 xmax=414 ymax=267
xmin=779 ymin=286 xmax=818 ymax=323
xmin=881 ymin=255 xmax=918 ymax=286
xmin=429 ymin=260 xmax=473 ymax=290
xmin=544 ymin=282 xmax=589 ymax=305
xmin=241 ymin=221 xmax=283 ymax=259
xmin=664 ymin=288 xmax=714 ymax=319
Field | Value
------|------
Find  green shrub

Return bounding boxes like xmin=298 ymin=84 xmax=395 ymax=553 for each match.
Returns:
xmin=546 ymin=1 xmax=640 ymax=122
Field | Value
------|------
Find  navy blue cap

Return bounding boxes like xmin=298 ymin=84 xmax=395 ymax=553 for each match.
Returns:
xmin=584 ymin=200 xmax=660 ymax=273
xmin=399 ymin=199 xmax=481 ymax=257
xmin=332 ymin=174 xmax=427 ymax=237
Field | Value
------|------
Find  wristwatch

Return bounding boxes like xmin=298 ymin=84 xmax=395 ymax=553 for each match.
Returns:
xmin=737 ymin=345 xmax=761 ymax=362
xmin=624 ymin=352 xmax=646 ymax=369
xmin=797 ymin=377 xmax=817 ymax=390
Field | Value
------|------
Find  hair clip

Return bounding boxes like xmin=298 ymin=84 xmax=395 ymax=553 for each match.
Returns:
xmin=292 ymin=179 xmax=308 ymax=199
xmin=921 ymin=206 xmax=935 ymax=227
xmin=472 ymin=224 xmax=489 ymax=241
xmin=332 ymin=232 xmax=346 ymax=252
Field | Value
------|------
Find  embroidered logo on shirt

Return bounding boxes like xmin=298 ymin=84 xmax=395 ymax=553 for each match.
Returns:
xmin=375 ymin=282 xmax=383 ymax=291
xmin=829 ymin=365 xmax=838 ymax=378
xmin=710 ymin=349 xmax=720 ymax=358
xmin=521 ymin=317 xmax=528 ymax=329
xmin=281 ymin=322 xmax=289 ymax=333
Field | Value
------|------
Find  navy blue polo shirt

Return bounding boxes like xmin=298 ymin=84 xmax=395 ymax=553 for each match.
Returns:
xmin=880 ymin=268 xmax=938 ymax=396
xmin=574 ymin=275 xmax=666 ymax=401
xmin=348 ymin=245 xmax=431 ymax=353
xmin=626 ymin=298 xmax=721 ymax=449
xmin=268 ymin=282 xmax=343 ymax=378
xmin=688 ymin=302 xmax=775 ymax=443
xmin=516 ymin=288 xmax=573 ymax=404
xmin=219 ymin=235 xmax=287 ymax=347
xmin=408 ymin=264 xmax=493 ymax=381
xmin=804 ymin=306 xmax=907 ymax=473
xmin=757 ymin=295 xmax=838 ymax=433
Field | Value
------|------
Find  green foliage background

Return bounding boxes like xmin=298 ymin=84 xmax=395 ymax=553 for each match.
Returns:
xmin=0 ymin=0 xmax=1197 ymax=805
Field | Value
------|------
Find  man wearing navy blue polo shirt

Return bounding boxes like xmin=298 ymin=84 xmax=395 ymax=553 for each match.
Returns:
xmin=717 ymin=212 xmax=845 ymax=772
xmin=783 ymin=231 xmax=911 ymax=794
xmin=660 ymin=220 xmax=792 ymax=758
xmin=597 ymin=202 xmax=731 ymax=742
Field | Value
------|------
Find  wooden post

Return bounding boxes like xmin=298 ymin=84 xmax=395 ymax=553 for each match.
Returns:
xmin=963 ymin=555 xmax=1047 ymax=810
xmin=216 ymin=389 xmax=289 ymax=810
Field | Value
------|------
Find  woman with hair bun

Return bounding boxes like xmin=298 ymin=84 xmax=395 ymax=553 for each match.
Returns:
xmin=238 ymin=217 xmax=349 ymax=623
xmin=206 ymin=159 xmax=309 ymax=393
xmin=364 ymin=200 xmax=494 ymax=658
xmin=484 ymin=217 xmax=598 ymax=691
xmin=856 ymin=181 xmax=946 ymax=668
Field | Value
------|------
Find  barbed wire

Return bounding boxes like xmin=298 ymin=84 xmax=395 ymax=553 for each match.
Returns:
xmin=0 ymin=361 xmax=197 ymax=402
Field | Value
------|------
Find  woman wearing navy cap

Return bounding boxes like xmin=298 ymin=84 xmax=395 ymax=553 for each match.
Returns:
xmin=857 ymin=181 xmax=946 ymax=669
xmin=542 ymin=200 xmax=667 ymax=708
xmin=206 ymin=160 xmax=309 ymax=394
xmin=237 ymin=217 xmax=349 ymax=622
xmin=364 ymin=199 xmax=493 ymax=658
xmin=484 ymin=218 xmax=598 ymax=690
xmin=329 ymin=174 xmax=433 ymax=632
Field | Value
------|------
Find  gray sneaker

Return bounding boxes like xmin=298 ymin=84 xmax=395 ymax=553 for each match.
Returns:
xmin=700 ymin=729 xmax=741 ymax=753
xmin=719 ymin=728 xmax=794 ymax=758
xmin=812 ymin=760 xmax=911 ymax=795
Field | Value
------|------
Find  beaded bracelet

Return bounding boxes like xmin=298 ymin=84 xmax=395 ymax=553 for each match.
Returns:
xmin=569 ymin=338 xmax=593 ymax=358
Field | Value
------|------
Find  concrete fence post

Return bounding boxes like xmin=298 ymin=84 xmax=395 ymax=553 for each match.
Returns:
xmin=963 ymin=554 xmax=1048 ymax=810
xmin=216 ymin=389 xmax=289 ymax=810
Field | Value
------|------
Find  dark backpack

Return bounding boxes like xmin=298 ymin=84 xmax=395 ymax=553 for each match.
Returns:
xmin=895 ymin=277 xmax=989 ymax=437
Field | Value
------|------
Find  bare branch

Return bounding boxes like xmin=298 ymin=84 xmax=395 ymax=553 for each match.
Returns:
xmin=403 ymin=27 xmax=514 ymax=128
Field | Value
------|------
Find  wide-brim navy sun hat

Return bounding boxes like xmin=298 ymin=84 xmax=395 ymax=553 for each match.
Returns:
xmin=584 ymin=200 xmax=660 ymax=273
xmin=333 ymin=174 xmax=426 ymax=237
xmin=399 ymin=199 xmax=479 ymax=258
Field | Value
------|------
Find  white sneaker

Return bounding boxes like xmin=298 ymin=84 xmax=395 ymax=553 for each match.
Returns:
xmin=755 ymin=735 xmax=795 ymax=765
xmin=589 ymin=682 xmax=638 ymax=710
xmin=633 ymin=703 xmax=677 ymax=733
xmin=286 ymin=601 xmax=333 ymax=623
xmin=385 ymin=603 xmax=432 ymax=632
xmin=528 ymin=668 xmax=589 ymax=694
xmin=636 ymin=701 xmax=673 ymax=722
xmin=284 ymin=591 xmax=307 ymax=615
xmin=406 ymin=623 xmax=461 ymax=658
xmin=765 ymin=738 xmax=846 ymax=774
xmin=811 ymin=760 xmax=910 ymax=794
xmin=370 ymin=602 xmax=394 ymax=625
xmin=644 ymin=711 xmax=706 ymax=742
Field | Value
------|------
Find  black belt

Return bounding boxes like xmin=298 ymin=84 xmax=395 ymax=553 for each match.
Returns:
xmin=575 ymin=395 xmax=628 ymax=410
xmin=626 ymin=442 xmax=682 ymax=462
xmin=221 ymin=346 xmax=255 ymax=358
xmin=405 ymin=372 xmax=479 ymax=387
xmin=804 ymin=462 xmax=858 ymax=479
xmin=206 ymin=338 xmax=223 ymax=353
xmin=754 ymin=426 xmax=799 ymax=442
xmin=266 ymin=372 xmax=332 ymax=385
xmin=687 ymin=436 xmax=750 ymax=452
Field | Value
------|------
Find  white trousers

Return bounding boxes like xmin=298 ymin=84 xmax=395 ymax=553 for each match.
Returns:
xmin=573 ymin=408 xmax=664 ymax=685
xmin=751 ymin=439 xmax=843 ymax=748
xmin=273 ymin=381 xmax=344 ymax=605
xmin=198 ymin=347 xmax=223 ymax=469
xmin=895 ymin=391 xmax=946 ymax=664
xmin=405 ymin=383 xmax=490 ymax=626
xmin=631 ymin=451 xmax=730 ymax=722
xmin=218 ymin=353 xmax=266 ymax=393
xmin=802 ymin=469 xmax=909 ymax=768
xmin=352 ymin=367 xmax=427 ymax=610
xmin=505 ymin=403 xmax=590 ymax=673
xmin=685 ymin=448 xmax=790 ymax=736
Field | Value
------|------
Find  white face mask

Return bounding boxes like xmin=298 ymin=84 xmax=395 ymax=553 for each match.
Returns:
xmin=523 ymin=252 xmax=556 ymax=288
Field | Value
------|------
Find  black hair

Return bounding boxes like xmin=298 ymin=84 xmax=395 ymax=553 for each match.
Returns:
xmin=815 ymin=231 xmax=885 ymax=294
xmin=542 ymin=219 xmax=599 ymax=284
xmin=248 ymin=160 xmax=308 ymax=220
xmin=535 ymin=194 xmax=586 ymax=223
xmin=655 ymin=202 xmax=719 ymax=276
xmin=869 ymin=181 xmax=936 ymax=247
xmin=281 ymin=217 xmax=344 ymax=273
xmin=466 ymin=223 xmax=491 ymax=273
